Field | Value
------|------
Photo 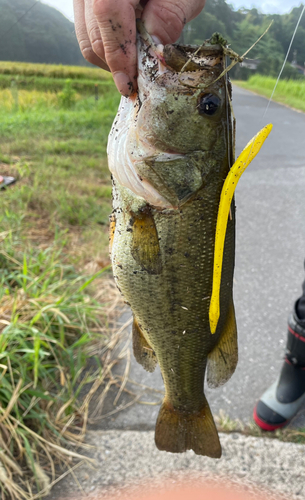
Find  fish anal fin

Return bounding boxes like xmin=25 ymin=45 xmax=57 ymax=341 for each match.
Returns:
xmin=207 ymin=299 xmax=238 ymax=389
xmin=132 ymin=317 xmax=157 ymax=373
xmin=155 ymin=398 xmax=221 ymax=458
xmin=130 ymin=209 xmax=162 ymax=274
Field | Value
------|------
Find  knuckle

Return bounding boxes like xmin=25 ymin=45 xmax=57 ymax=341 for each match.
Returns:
xmin=150 ymin=2 xmax=186 ymax=41
xmin=104 ymin=40 xmax=125 ymax=57
xmin=91 ymin=38 xmax=105 ymax=57
xmin=80 ymin=42 xmax=97 ymax=64
xmin=164 ymin=4 xmax=185 ymax=32
xmin=87 ymin=23 xmax=101 ymax=44
xmin=103 ymin=42 xmax=127 ymax=65
xmin=87 ymin=20 xmax=99 ymax=38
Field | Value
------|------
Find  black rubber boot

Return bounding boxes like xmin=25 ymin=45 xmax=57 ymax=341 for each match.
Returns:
xmin=254 ymin=300 xmax=305 ymax=431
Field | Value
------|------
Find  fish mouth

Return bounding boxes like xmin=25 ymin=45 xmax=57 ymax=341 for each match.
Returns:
xmin=163 ymin=44 xmax=224 ymax=73
xmin=136 ymin=20 xmax=224 ymax=76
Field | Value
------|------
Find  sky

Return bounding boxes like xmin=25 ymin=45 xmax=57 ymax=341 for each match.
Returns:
xmin=41 ymin=0 xmax=303 ymax=22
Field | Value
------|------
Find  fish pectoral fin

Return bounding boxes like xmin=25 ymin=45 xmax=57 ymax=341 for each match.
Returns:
xmin=132 ymin=317 xmax=158 ymax=372
xmin=155 ymin=398 xmax=221 ymax=458
xmin=130 ymin=209 xmax=162 ymax=275
xmin=207 ymin=299 xmax=238 ymax=389
xmin=109 ymin=213 xmax=116 ymax=254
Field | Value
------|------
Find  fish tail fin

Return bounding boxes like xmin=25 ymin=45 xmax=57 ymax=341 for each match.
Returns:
xmin=155 ymin=398 xmax=221 ymax=458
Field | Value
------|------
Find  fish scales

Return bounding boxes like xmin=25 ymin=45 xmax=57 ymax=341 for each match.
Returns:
xmin=108 ymin=27 xmax=238 ymax=458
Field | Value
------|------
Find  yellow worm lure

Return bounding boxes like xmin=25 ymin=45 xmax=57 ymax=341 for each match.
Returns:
xmin=209 ymin=124 xmax=273 ymax=334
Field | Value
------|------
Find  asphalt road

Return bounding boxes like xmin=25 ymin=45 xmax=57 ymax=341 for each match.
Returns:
xmin=96 ymin=85 xmax=305 ymax=431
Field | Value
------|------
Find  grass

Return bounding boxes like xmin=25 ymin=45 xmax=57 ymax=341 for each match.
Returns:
xmin=0 ymin=81 xmax=120 ymax=265
xmin=0 ymin=74 xmax=115 ymax=94
xmin=235 ymin=75 xmax=305 ymax=113
xmin=216 ymin=410 xmax=305 ymax=446
xmin=0 ymin=217 xmax=122 ymax=499
xmin=0 ymin=61 xmax=112 ymax=81
xmin=0 ymin=66 xmax=122 ymax=498
xmin=0 ymin=61 xmax=114 ymax=94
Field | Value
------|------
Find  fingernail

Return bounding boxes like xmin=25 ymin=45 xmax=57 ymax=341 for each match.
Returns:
xmin=113 ymin=72 xmax=134 ymax=96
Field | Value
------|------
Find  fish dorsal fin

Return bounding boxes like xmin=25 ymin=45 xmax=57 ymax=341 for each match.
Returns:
xmin=132 ymin=317 xmax=158 ymax=372
xmin=207 ymin=299 xmax=238 ymax=388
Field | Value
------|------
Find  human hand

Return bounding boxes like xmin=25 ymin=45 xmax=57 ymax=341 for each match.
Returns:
xmin=73 ymin=0 xmax=206 ymax=96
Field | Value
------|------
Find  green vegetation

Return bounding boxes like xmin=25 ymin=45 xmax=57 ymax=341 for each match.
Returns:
xmin=0 ymin=60 xmax=113 ymax=94
xmin=216 ymin=410 xmax=305 ymax=446
xmin=0 ymin=82 xmax=119 ymax=242
xmin=0 ymin=61 xmax=111 ymax=81
xmin=0 ymin=73 xmax=114 ymax=94
xmin=0 ymin=0 xmax=83 ymax=66
xmin=235 ymin=75 xmax=305 ymax=113
xmin=0 ymin=65 xmax=120 ymax=497
xmin=186 ymin=1 xmax=305 ymax=80
xmin=0 ymin=229 xmax=115 ymax=498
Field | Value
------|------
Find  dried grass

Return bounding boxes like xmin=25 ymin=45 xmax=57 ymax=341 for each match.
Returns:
xmin=0 ymin=229 xmax=127 ymax=499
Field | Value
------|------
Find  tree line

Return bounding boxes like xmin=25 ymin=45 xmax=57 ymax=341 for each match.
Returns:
xmin=0 ymin=0 xmax=304 ymax=79
xmin=185 ymin=0 xmax=305 ymax=79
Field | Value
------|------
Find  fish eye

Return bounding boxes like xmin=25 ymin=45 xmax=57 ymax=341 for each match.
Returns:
xmin=198 ymin=93 xmax=221 ymax=116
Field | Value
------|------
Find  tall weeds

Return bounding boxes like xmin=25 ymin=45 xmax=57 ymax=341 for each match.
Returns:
xmin=0 ymin=217 xmax=118 ymax=498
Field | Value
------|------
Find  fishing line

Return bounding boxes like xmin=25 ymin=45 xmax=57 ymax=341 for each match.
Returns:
xmin=262 ymin=5 xmax=305 ymax=120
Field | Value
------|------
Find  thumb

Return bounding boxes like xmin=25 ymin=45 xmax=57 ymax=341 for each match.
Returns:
xmin=142 ymin=0 xmax=206 ymax=44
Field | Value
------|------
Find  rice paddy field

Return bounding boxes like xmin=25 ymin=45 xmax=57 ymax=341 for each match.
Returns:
xmin=0 ymin=61 xmax=122 ymax=499
xmin=235 ymin=75 xmax=305 ymax=113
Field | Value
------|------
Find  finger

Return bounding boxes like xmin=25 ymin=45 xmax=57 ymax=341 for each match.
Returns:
xmin=93 ymin=0 xmax=139 ymax=96
xmin=84 ymin=0 xmax=108 ymax=69
xmin=142 ymin=0 xmax=206 ymax=44
xmin=73 ymin=0 xmax=109 ymax=70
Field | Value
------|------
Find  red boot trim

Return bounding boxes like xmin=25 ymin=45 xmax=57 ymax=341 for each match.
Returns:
xmin=288 ymin=325 xmax=305 ymax=342
xmin=253 ymin=405 xmax=288 ymax=432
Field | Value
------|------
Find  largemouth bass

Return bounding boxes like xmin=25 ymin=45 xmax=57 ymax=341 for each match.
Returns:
xmin=107 ymin=27 xmax=269 ymax=458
